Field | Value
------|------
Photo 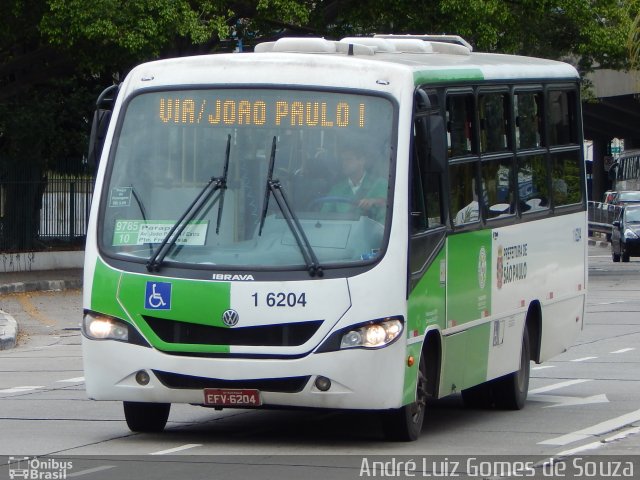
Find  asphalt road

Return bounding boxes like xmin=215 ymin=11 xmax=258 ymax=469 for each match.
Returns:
xmin=0 ymin=244 xmax=638 ymax=479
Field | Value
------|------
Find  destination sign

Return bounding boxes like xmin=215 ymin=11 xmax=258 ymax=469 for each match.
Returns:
xmin=158 ymin=97 xmax=368 ymax=128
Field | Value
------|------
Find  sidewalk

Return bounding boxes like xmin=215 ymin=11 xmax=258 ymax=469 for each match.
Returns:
xmin=0 ymin=268 xmax=83 ymax=350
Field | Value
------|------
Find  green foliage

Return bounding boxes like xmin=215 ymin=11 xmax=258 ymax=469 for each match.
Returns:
xmin=1 ymin=0 xmax=639 ymax=177
xmin=630 ymin=7 xmax=640 ymax=71
xmin=0 ymin=0 xmax=638 ymax=250
xmin=41 ymin=0 xmax=233 ymax=69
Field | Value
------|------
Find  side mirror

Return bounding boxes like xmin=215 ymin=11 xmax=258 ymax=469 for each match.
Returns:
xmin=87 ymin=84 xmax=119 ymax=170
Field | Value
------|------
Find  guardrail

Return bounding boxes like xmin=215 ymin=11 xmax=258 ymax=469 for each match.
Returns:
xmin=587 ymin=201 xmax=619 ymax=237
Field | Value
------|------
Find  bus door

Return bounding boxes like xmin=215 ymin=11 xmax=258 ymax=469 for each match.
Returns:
xmin=407 ymin=88 xmax=447 ymax=396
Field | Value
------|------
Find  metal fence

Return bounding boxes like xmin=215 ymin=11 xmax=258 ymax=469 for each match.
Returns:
xmin=587 ymin=201 xmax=619 ymax=237
xmin=0 ymin=171 xmax=94 ymax=252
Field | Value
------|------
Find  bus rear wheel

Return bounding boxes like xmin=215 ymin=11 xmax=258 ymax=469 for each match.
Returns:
xmin=382 ymin=354 xmax=427 ymax=441
xmin=492 ymin=327 xmax=530 ymax=410
xmin=123 ymin=401 xmax=170 ymax=432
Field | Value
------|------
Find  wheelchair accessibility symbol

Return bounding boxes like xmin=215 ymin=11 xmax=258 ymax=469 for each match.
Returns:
xmin=145 ymin=282 xmax=171 ymax=310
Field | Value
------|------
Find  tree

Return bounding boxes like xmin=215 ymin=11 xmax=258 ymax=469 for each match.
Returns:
xmin=630 ymin=8 xmax=640 ymax=71
xmin=0 ymin=1 xmax=101 ymax=249
xmin=1 ymin=0 xmax=638 ymax=250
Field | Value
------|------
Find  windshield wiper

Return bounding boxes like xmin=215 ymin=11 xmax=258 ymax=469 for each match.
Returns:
xmin=258 ymin=136 xmax=323 ymax=278
xmin=146 ymin=134 xmax=231 ymax=272
xmin=129 ymin=185 xmax=152 ymax=255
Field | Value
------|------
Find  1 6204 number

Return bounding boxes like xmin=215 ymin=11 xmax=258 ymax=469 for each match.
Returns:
xmin=252 ymin=292 xmax=307 ymax=307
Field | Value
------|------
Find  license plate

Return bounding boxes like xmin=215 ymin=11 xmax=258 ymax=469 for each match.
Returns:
xmin=203 ymin=388 xmax=262 ymax=407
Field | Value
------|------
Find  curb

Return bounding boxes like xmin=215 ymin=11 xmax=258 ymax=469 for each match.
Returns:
xmin=588 ymin=239 xmax=610 ymax=248
xmin=0 ymin=279 xmax=83 ymax=295
xmin=0 ymin=310 xmax=18 ymax=350
xmin=0 ymin=278 xmax=83 ymax=350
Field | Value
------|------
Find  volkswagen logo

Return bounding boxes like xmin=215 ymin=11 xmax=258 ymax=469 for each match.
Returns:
xmin=222 ymin=309 xmax=240 ymax=327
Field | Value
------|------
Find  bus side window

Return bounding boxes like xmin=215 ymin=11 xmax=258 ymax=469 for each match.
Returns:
xmin=548 ymin=90 xmax=578 ymax=146
xmin=481 ymin=158 xmax=515 ymax=219
xmin=446 ymin=94 xmax=475 ymax=157
xmin=518 ymin=155 xmax=549 ymax=212
xmin=515 ymin=92 xmax=542 ymax=149
xmin=479 ymin=92 xmax=510 ymax=153
xmin=450 ymin=161 xmax=480 ymax=226
xmin=411 ymin=90 xmax=445 ymax=233
xmin=551 ymin=151 xmax=583 ymax=207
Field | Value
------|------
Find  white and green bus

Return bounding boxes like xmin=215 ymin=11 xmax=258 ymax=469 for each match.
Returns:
xmin=83 ymin=35 xmax=587 ymax=441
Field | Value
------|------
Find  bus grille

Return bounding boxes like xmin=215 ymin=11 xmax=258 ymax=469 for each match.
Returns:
xmin=153 ymin=370 xmax=310 ymax=393
xmin=142 ymin=316 xmax=322 ymax=347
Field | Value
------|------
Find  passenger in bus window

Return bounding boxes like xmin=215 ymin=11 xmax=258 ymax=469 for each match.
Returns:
xmin=451 ymin=163 xmax=479 ymax=226
xmin=453 ymin=190 xmax=479 ymax=225
xmin=322 ymin=145 xmax=387 ymax=222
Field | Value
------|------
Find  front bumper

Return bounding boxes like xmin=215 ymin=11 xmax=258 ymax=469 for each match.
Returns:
xmin=82 ymin=337 xmax=407 ymax=410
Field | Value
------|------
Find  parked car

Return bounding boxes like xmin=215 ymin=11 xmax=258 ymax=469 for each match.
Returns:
xmin=611 ymin=190 xmax=640 ymax=206
xmin=603 ymin=190 xmax=617 ymax=205
xmin=611 ymin=204 xmax=640 ymax=262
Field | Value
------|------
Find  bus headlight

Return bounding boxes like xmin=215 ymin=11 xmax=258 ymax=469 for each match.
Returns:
xmin=340 ymin=318 xmax=403 ymax=349
xmin=82 ymin=312 xmax=129 ymax=342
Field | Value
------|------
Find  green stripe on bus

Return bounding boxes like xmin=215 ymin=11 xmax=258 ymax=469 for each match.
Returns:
xmin=404 ymin=247 xmax=446 ymax=404
xmin=91 ymin=258 xmax=125 ymax=318
xmin=413 ymin=68 xmax=484 ymax=85
xmin=447 ymin=231 xmax=492 ymax=324
xmin=440 ymin=231 xmax=493 ymax=393
xmin=118 ymin=274 xmax=232 ymax=353
xmin=91 ymin=262 xmax=233 ymax=353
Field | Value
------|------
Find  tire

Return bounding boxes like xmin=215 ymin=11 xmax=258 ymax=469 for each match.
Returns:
xmin=492 ymin=327 xmax=530 ymax=410
xmin=123 ymin=401 xmax=170 ymax=433
xmin=382 ymin=355 xmax=427 ymax=441
xmin=622 ymin=252 xmax=630 ymax=262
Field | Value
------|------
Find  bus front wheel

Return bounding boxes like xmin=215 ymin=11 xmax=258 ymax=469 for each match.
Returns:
xmin=123 ymin=401 xmax=170 ymax=432
xmin=382 ymin=354 xmax=427 ymax=441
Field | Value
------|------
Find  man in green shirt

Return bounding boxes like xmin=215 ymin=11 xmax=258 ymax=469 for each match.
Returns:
xmin=322 ymin=147 xmax=388 ymax=223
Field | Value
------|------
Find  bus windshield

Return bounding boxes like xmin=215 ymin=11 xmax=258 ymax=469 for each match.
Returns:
xmin=100 ymin=88 xmax=395 ymax=270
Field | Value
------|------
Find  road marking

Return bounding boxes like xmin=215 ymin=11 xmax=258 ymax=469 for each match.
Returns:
xmin=528 ymin=393 xmax=608 ymax=408
xmin=67 ymin=466 xmax=116 ymax=477
xmin=570 ymin=356 xmax=598 ymax=362
xmin=529 ymin=379 xmax=591 ymax=395
xmin=555 ymin=426 xmax=640 ymax=456
xmin=0 ymin=386 xmax=44 ymax=394
xmin=532 ymin=365 xmax=555 ymax=371
xmin=611 ymin=348 xmax=634 ymax=354
xmin=57 ymin=377 xmax=85 ymax=383
xmin=150 ymin=444 xmax=202 ymax=455
xmin=539 ymin=409 xmax=640 ymax=446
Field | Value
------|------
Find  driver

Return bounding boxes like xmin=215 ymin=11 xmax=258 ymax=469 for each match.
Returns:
xmin=322 ymin=145 xmax=387 ymax=222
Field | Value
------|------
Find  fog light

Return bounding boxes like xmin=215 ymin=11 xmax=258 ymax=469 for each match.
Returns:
xmin=135 ymin=370 xmax=150 ymax=386
xmin=315 ymin=376 xmax=332 ymax=391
